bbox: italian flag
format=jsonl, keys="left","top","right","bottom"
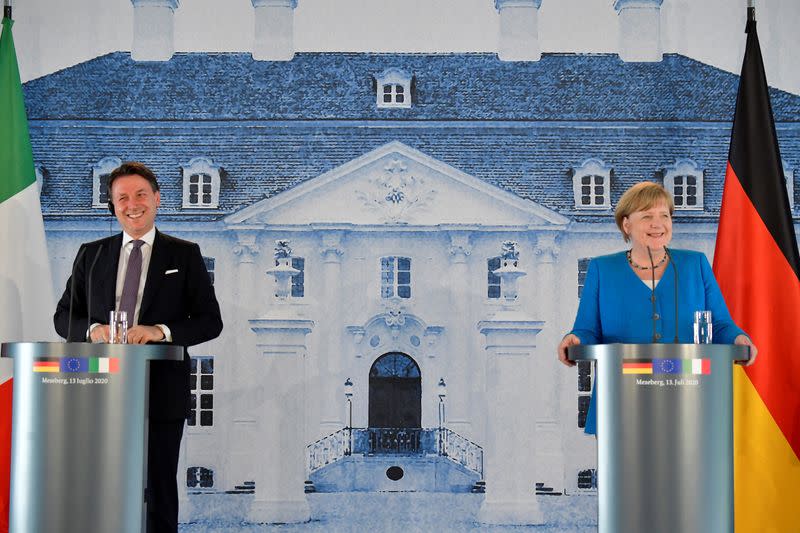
{"left": 713, "top": 9, "right": 800, "bottom": 531}
{"left": 0, "top": 16, "right": 56, "bottom": 532}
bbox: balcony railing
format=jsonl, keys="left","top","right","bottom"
{"left": 307, "top": 428, "right": 348, "bottom": 473}
{"left": 307, "top": 426, "right": 484, "bottom": 477}
{"left": 364, "top": 427, "right": 427, "bottom": 454}
{"left": 439, "top": 427, "right": 484, "bottom": 477}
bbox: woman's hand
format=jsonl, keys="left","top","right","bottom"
{"left": 558, "top": 334, "right": 581, "bottom": 367}
{"left": 734, "top": 334, "right": 758, "bottom": 366}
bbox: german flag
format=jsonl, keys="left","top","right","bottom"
{"left": 32, "top": 359, "right": 59, "bottom": 373}
{"left": 713, "top": 8, "right": 800, "bottom": 531}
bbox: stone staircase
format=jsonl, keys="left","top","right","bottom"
{"left": 309, "top": 454, "right": 480, "bottom": 493}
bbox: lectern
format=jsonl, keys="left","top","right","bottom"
{"left": 568, "top": 343, "right": 749, "bottom": 533}
{"left": 1, "top": 341, "right": 183, "bottom": 533}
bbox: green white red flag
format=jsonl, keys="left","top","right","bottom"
{"left": 0, "top": 15, "right": 56, "bottom": 532}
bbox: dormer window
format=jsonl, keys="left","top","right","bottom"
{"left": 664, "top": 159, "right": 703, "bottom": 210}
{"left": 182, "top": 157, "right": 221, "bottom": 209}
{"left": 784, "top": 162, "right": 795, "bottom": 209}
{"left": 375, "top": 68, "right": 412, "bottom": 109}
{"left": 383, "top": 84, "right": 405, "bottom": 105}
{"left": 92, "top": 156, "right": 122, "bottom": 208}
{"left": 572, "top": 159, "right": 612, "bottom": 209}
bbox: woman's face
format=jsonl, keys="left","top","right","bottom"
{"left": 622, "top": 201, "right": 672, "bottom": 251}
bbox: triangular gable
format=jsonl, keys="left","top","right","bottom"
{"left": 225, "top": 141, "right": 569, "bottom": 228}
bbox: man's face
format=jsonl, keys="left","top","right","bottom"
{"left": 110, "top": 174, "right": 160, "bottom": 239}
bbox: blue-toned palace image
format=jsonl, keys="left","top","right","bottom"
{"left": 22, "top": 0, "right": 800, "bottom": 527}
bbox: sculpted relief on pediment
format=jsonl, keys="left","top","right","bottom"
{"left": 354, "top": 158, "right": 437, "bottom": 224}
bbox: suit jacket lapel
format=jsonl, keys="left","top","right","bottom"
{"left": 139, "top": 229, "right": 168, "bottom": 320}
{"left": 100, "top": 234, "right": 123, "bottom": 313}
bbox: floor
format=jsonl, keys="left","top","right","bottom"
{"left": 179, "top": 492, "right": 598, "bottom": 532}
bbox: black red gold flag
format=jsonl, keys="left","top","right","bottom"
{"left": 713, "top": 9, "right": 800, "bottom": 531}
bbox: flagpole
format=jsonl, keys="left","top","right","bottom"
{"left": 745, "top": 0, "right": 755, "bottom": 33}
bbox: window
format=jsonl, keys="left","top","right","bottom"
{"left": 203, "top": 256, "right": 215, "bottom": 285}
{"left": 189, "top": 173, "right": 212, "bottom": 204}
{"left": 375, "top": 68, "right": 412, "bottom": 109}
{"left": 572, "top": 159, "right": 612, "bottom": 209}
{"left": 577, "top": 468, "right": 597, "bottom": 490}
{"left": 381, "top": 256, "right": 411, "bottom": 298}
{"left": 383, "top": 84, "right": 405, "bottom": 105}
{"left": 182, "top": 157, "right": 221, "bottom": 209}
{"left": 186, "top": 467, "right": 214, "bottom": 490}
{"left": 577, "top": 390, "right": 591, "bottom": 429}
{"left": 189, "top": 357, "right": 214, "bottom": 427}
{"left": 577, "top": 358, "right": 593, "bottom": 429}
{"left": 784, "top": 162, "right": 795, "bottom": 209}
{"left": 664, "top": 160, "right": 703, "bottom": 210}
{"left": 577, "top": 258, "right": 590, "bottom": 299}
{"left": 578, "top": 361, "right": 592, "bottom": 393}
{"left": 487, "top": 257, "right": 501, "bottom": 299}
{"left": 577, "top": 257, "right": 595, "bottom": 430}
{"left": 92, "top": 156, "right": 121, "bottom": 208}
{"left": 275, "top": 257, "right": 304, "bottom": 297}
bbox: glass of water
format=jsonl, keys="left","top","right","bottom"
{"left": 693, "top": 310, "right": 712, "bottom": 344}
{"left": 109, "top": 310, "right": 128, "bottom": 344}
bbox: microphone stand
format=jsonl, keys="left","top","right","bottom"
{"left": 65, "top": 246, "right": 87, "bottom": 342}
{"left": 86, "top": 245, "right": 104, "bottom": 342}
{"left": 664, "top": 247, "right": 679, "bottom": 343}
{"left": 646, "top": 246, "right": 657, "bottom": 343}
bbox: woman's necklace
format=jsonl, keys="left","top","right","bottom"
{"left": 627, "top": 249, "right": 667, "bottom": 271}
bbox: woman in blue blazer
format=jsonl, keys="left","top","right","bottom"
{"left": 557, "top": 182, "right": 756, "bottom": 434}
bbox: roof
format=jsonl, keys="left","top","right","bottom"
{"left": 31, "top": 121, "right": 800, "bottom": 221}
{"left": 24, "top": 52, "right": 800, "bottom": 122}
{"left": 24, "top": 52, "right": 800, "bottom": 221}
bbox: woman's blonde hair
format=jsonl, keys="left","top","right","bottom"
{"left": 614, "top": 182, "right": 674, "bottom": 242}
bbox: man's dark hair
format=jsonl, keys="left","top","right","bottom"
{"left": 108, "top": 161, "right": 160, "bottom": 194}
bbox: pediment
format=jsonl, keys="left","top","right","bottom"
{"left": 225, "top": 141, "right": 568, "bottom": 228}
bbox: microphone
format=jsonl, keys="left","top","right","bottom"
{"left": 86, "top": 244, "right": 104, "bottom": 341}
{"left": 65, "top": 246, "right": 88, "bottom": 342}
{"left": 647, "top": 246, "right": 657, "bottom": 343}
{"left": 664, "top": 247, "right": 679, "bottom": 343}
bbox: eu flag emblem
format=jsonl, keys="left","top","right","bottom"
{"left": 652, "top": 358, "right": 683, "bottom": 374}
{"left": 60, "top": 357, "right": 88, "bottom": 373}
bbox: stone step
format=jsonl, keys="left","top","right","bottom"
{"left": 225, "top": 480, "right": 255, "bottom": 494}
{"left": 535, "top": 482, "right": 563, "bottom": 496}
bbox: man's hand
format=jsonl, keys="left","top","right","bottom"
{"left": 126, "top": 325, "right": 166, "bottom": 345}
{"left": 557, "top": 333, "right": 581, "bottom": 367}
{"left": 90, "top": 325, "right": 111, "bottom": 343}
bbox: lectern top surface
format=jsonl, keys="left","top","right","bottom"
{"left": 567, "top": 342, "right": 750, "bottom": 362}
{"left": 1, "top": 341, "right": 184, "bottom": 361}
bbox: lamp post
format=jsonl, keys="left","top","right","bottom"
{"left": 344, "top": 378, "right": 354, "bottom": 456}
{"left": 438, "top": 377, "right": 447, "bottom": 456}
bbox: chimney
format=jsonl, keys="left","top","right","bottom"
{"left": 614, "top": 0, "right": 664, "bottom": 62}
{"left": 252, "top": 0, "right": 298, "bottom": 61}
{"left": 130, "top": 0, "right": 179, "bottom": 62}
{"left": 495, "top": 0, "right": 542, "bottom": 62}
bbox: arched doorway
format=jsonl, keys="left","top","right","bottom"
{"left": 368, "top": 352, "right": 421, "bottom": 428}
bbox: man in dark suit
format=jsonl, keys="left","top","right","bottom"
{"left": 53, "top": 161, "right": 223, "bottom": 533}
